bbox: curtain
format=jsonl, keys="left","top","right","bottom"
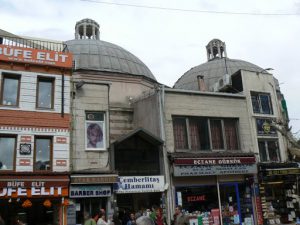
{"left": 210, "top": 120, "right": 224, "bottom": 149}
{"left": 224, "top": 119, "right": 238, "bottom": 150}
{"left": 173, "top": 118, "right": 188, "bottom": 149}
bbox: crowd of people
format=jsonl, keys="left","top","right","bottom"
{"left": 84, "top": 205, "right": 188, "bottom": 225}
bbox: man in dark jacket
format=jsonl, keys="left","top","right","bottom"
{"left": 174, "top": 206, "right": 189, "bottom": 225}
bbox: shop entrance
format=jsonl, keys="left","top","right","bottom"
{"left": 176, "top": 182, "right": 254, "bottom": 225}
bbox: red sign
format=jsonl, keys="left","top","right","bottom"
{"left": 0, "top": 44, "right": 73, "bottom": 68}
{"left": 174, "top": 157, "right": 256, "bottom": 165}
{"left": 255, "top": 197, "right": 264, "bottom": 225}
{"left": 20, "top": 135, "right": 32, "bottom": 142}
{"left": 187, "top": 195, "right": 206, "bottom": 202}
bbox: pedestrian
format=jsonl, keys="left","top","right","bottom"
{"left": 112, "top": 212, "right": 122, "bottom": 225}
{"left": 126, "top": 213, "right": 136, "bottom": 225}
{"left": 174, "top": 206, "right": 189, "bottom": 225}
{"left": 154, "top": 207, "right": 167, "bottom": 225}
{"left": 136, "top": 216, "right": 155, "bottom": 225}
{"left": 97, "top": 211, "right": 108, "bottom": 225}
{"left": 85, "top": 211, "right": 100, "bottom": 225}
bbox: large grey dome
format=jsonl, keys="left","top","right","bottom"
{"left": 174, "top": 39, "right": 264, "bottom": 90}
{"left": 66, "top": 18, "right": 156, "bottom": 81}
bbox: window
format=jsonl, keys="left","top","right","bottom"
{"left": 173, "top": 117, "right": 239, "bottom": 151}
{"left": 85, "top": 111, "right": 106, "bottom": 150}
{"left": 258, "top": 140, "right": 280, "bottom": 162}
{"left": 0, "top": 136, "right": 16, "bottom": 170}
{"left": 34, "top": 137, "right": 52, "bottom": 171}
{"left": 251, "top": 92, "right": 273, "bottom": 114}
{"left": 37, "top": 77, "right": 54, "bottom": 109}
{"left": 1, "top": 74, "right": 20, "bottom": 106}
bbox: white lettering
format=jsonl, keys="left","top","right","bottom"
{"left": 60, "top": 54, "right": 68, "bottom": 62}
{"left": 37, "top": 52, "right": 45, "bottom": 60}
{"left": 17, "top": 188, "right": 27, "bottom": 196}
{"left": 0, "top": 188, "right": 7, "bottom": 197}
{"left": 45, "top": 52, "right": 54, "bottom": 61}
{"left": 31, "top": 187, "right": 40, "bottom": 195}
{"left": 57, "top": 187, "right": 62, "bottom": 195}
{"left": 23, "top": 50, "right": 32, "bottom": 59}
{"left": 41, "top": 187, "right": 49, "bottom": 195}
{"left": 7, "top": 188, "right": 17, "bottom": 196}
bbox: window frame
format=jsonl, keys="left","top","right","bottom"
{"left": 0, "top": 134, "right": 17, "bottom": 172}
{"left": 34, "top": 136, "right": 53, "bottom": 172}
{"left": 172, "top": 116, "right": 240, "bottom": 151}
{"left": 258, "top": 139, "right": 280, "bottom": 162}
{"left": 0, "top": 73, "right": 21, "bottom": 107}
{"left": 85, "top": 111, "right": 106, "bottom": 151}
{"left": 251, "top": 91, "right": 273, "bottom": 115}
{"left": 36, "top": 76, "right": 55, "bottom": 109}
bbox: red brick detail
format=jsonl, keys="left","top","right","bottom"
{"left": 56, "top": 137, "right": 67, "bottom": 144}
{"left": 0, "top": 110, "right": 70, "bottom": 129}
{"left": 19, "top": 159, "right": 31, "bottom": 166}
{"left": 20, "top": 136, "right": 32, "bottom": 142}
{"left": 56, "top": 160, "right": 67, "bottom": 166}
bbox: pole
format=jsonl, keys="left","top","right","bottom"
{"left": 216, "top": 176, "right": 223, "bottom": 225}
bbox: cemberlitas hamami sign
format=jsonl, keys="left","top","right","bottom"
{"left": 0, "top": 44, "right": 73, "bottom": 68}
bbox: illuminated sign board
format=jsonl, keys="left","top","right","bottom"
{"left": 0, "top": 44, "right": 73, "bottom": 68}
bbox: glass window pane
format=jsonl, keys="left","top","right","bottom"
{"left": 260, "top": 94, "right": 272, "bottom": 114}
{"left": 224, "top": 119, "right": 239, "bottom": 150}
{"left": 210, "top": 120, "right": 224, "bottom": 149}
{"left": 268, "top": 141, "right": 280, "bottom": 162}
{"left": 38, "top": 80, "right": 53, "bottom": 108}
{"left": 258, "top": 141, "right": 267, "bottom": 162}
{"left": 251, "top": 94, "right": 260, "bottom": 113}
{"left": 173, "top": 118, "right": 188, "bottom": 149}
{"left": 0, "top": 137, "right": 15, "bottom": 170}
{"left": 35, "top": 138, "right": 51, "bottom": 171}
{"left": 2, "top": 77, "right": 19, "bottom": 106}
{"left": 198, "top": 119, "right": 210, "bottom": 150}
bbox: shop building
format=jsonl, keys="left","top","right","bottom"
{"left": 65, "top": 19, "right": 166, "bottom": 221}
{"left": 0, "top": 34, "right": 72, "bottom": 224}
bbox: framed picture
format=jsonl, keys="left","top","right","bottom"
{"left": 85, "top": 112, "right": 106, "bottom": 150}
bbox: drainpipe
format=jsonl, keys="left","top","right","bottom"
{"left": 158, "top": 84, "right": 172, "bottom": 224}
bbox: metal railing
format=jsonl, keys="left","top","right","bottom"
{"left": 0, "top": 35, "right": 68, "bottom": 52}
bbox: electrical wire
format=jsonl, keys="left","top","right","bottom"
{"left": 81, "top": 0, "right": 299, "bottom": 16}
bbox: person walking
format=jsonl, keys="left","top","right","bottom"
{"left": 85, "top": 211, "right": 100, "bottom": 225}
{"left": 97, "top": 211, "right": 108, "bottom": 225}
{"left": 126, "top": 213, "right": 136, "bottom": 225}
{"left": 174, "top": 206, "right": 189, "bottom": 225}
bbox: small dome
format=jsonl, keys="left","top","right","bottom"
{"left": 66, "top": 18, "right": 156, "bottom": 81}
{"left": 174, "top": 39, "right": 264, "bottom": 90}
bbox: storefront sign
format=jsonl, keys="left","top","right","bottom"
{"left": 173, "top": 164, "right": 257, "bottom": 177}
{"left": 174, "top": 157, "right": 256, "bottom": 165}
{"left": 0, "top": 175, "right": 69, "bottom": 198}
{"left": 266, "top": 168, "right": 300, "bottom": 176}
{"left": 0, "top": 44, "right": 73, "bottom": 68}
{"left": 115, "top": 176, "right": 164, "bottom": 193}
{"left": 187, "top": 195, "right": 206, "bottom": 202}
{"left": 71, "top": 175, "right": 118, "bottom": 184}
{"left": 69, "top": 185, "right": 111, "bottom": 198}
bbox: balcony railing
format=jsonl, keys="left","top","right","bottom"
{"left": 0, "top": 35, "right": 68, "bottom": 52}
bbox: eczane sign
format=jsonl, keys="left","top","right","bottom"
{"left": 0, "top": 44, "right": 73, "bottom": 68}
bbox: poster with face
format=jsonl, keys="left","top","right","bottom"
{"left": 86, "top": 121, "right": 104, "bottom": 150}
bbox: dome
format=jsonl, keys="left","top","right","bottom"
{"left": 174, "top": 39, "right": 264, "bottom": 90}
{"left": 65, "top": 18, "right": 156, "bottom": 81}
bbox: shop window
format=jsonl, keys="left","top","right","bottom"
{"left": 258, "top": 140, "right": 280, "bottom": 162}
{"left": 173, "top": 117, "right": 239, "bottom": 151}
{"left": 251, "top": 92, "right": 273, "bottom": 114}
{"left": 34, "top": 137, "right": 52, "bottom": 171}
{"left": 1, "top": 73, "right": 20, "bottom": 106}
{"left": 36, "top": 77, "right": 54, "bottom": 109}
{"left": 85, "top": 111, "right": 106, "bottom": 150}
{"left": 0, "top": 136, "right": 16, "bottom": 171}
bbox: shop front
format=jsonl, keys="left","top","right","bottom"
{"left": 258, "top": 163, "right": 300, "bottom": 225}
{"left": 171, "top": 153, "right": 257, "bottom": 225}
{"left": 0, "top": 173, "right": 69, "bottom": 225}
{"left": 114, "top": 175, "right": 166, "bottom": 213}
{"left": 68, "top": 173, "right": 118, "bottom": 224}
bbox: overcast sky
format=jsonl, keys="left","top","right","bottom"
{"left": 1, "top": 0, "right": 299, "bottom": 137}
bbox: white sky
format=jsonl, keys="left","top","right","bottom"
{"left": 1, "top": 0, "right": 299, "bottom": 138}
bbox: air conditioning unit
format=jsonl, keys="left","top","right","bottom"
{"left": 218, "top": 74, "right": 231, "bottom": 90}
